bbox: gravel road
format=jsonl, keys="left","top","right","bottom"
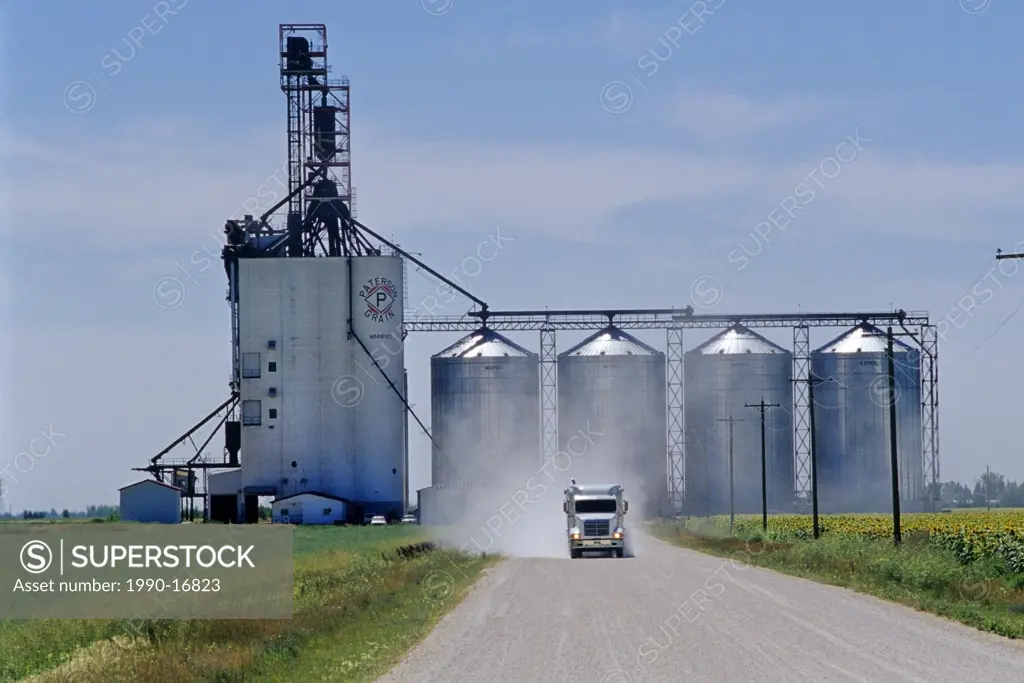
{"left": 377, "top": 532, "right": 1023, "bottom": 682}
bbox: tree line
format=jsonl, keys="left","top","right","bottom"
{"left": 939, "top": 470, "right": 1024, "bottom": 508}
{"left": 1, "top": 504, "right": 118, "bottom": 520}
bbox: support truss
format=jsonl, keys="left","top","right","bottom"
{"left": 920, "top": 324, "right": 939, "bottom": 509}
{"left": 539, "top": 327, "right": 558, "bottom": 465}
{"left": 406, "top": 310, "right": 931, "bottom": 332}
{"left": 792, "top": 326, "right": 812, "bottom": 500}
{"left": 666, "top": 326, "right": 685, "bottom": 512}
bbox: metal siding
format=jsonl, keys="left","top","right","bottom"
{"left": 351, "top": 256, "right": 405, "bottom": 514}
{"left": 557, "top": 328, "right": 668, "bottom": 517}
{"left": 317, "top": 259, "right": 356, "bottom": 499}
{"left": 684, "top": 346, "right": 795, "bottom": 515}
{"left": 430, "top": 335, "right": 540, "bottom": 486}
{"left": 238, "top": 259, "right": 356, "bottom": 499}
{"left": 238, "top": 258, "right": 282, "bottom": 493}
{"left": 271, "top": 493, "right": 346, "bottom": 525}
{"left": 119, "top": 482, "right": 181, "bottom": 524}
{"left": 207, "top": 469, "right": 242, "bottom": 496}
{"left": 284, "top": 261, "right": 321, "bottom": 493}
{"left": 811, "top": 331, "right": 923, "bottom": 512}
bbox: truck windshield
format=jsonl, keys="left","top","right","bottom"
{"left": 573, "top": 499, "right": 617, "bottom": 514}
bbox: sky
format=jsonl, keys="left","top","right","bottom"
{"left": 1, "top": 0, "right": 1023, "bottom": 511}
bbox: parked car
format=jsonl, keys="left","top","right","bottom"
{"left": 401, "top": 514, "right": 418, "bottom": 524}
{"left": 363, "top": 512, "right": 375, "bottom": 525}
{"left": 369, "top": 515, "right": 387, "bottom": 526}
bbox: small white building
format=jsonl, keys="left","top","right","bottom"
{"left": 119, "top": 479, "right": 182, "bottom": 524}
{"left": 272, "top": 491, "right": 349, "bottom": 525}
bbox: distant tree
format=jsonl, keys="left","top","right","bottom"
{"left": 999, "top": 481, "right": 1024, "bottom": 508}
{"left": 61, "top": 509, "right": 70, "bottom": 519}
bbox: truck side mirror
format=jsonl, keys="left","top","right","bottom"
{"left": 562, "top": 502, "right": 568, "bottom": 513}
{"left": 623, "top": 501, "right": 629, "bottom": 512}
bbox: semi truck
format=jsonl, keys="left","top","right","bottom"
{"left": 563, "top": 480, "right": 628, "bottom": 558}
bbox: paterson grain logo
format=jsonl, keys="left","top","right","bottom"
{"left": 360, "top": 277, "right": 397, "bottom": 323}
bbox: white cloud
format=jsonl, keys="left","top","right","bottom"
{"left": 669, "top": 89, "right": 833, "bottom": 142}
{"left": 3, "top": 119, "right": 1024, "bottom": 255}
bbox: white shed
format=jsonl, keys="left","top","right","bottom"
{"left": 119, "top": 479, "right": 182, "bottom": 524}
{"left": 272, "top": 491, "right": 349, "bottom": 525}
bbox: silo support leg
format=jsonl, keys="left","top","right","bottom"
{"left": 667, "top": 325, "right": 684, "bottom": 515}
{"left": 540, "top": 327, "right": 558, "bottom": 467}
{"left": 792, "top": 325, "right": 811, "bottom": 505}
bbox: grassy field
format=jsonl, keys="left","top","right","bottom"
{"left": 652, "top": 511, "right": 1024, "bottom": 639}
{"left": 1, "top": 524, "right": 497, "bottom": 683}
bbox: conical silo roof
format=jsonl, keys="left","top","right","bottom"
{"left": 433, "top": 326, "right": 534, "bottom": 358}
{"left": 691, "top": 323, "right": 788, "bottom": 355}
{"left": 815, "top": 322, "right": 912, "bottom": 354}
{"left": 560, "top": 325, "right": 661, "bottom": 357}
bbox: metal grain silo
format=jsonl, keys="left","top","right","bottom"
{"left": 683, "top": 324, "right": 794, "bottom": 516}
{"left": 810, "top": 323, "right": 923, "bottom": 513}
{"left": 557, "top": 326, "right": 668, "bottom": 518}
{"left": 431, "top": 327, "right": 540, "bottom": 487}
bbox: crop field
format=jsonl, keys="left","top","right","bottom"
{"left": 688, "top": 511, "right": 1024, "bottom": 574}
{"left": 0, "top": 525, "right": 495, "bottom": 683}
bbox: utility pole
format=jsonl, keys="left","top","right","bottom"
{"left": 807, "top": 369, "right": 821, "bottom": 540}
{"left": 716, "top": 417, "right": 743, "bottom": 531}
{"left": 746, "top": 398, "right": 780, "bottom": 532}
{"left": 886, "top": 326, "right": 902, "bottom": 546}
{"left": 996, "top": 248, "right": 1024, "bottom": 261}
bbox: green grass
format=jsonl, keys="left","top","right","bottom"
{"left": 651, "top": 519, "right": 1024, "bottom": 640}
{"left": 1, "top": 525, "right": 497, "bottom": 682}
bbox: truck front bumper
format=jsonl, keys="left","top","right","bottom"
{"left": 570, "top": 537, "right": 624, "bottom": 550}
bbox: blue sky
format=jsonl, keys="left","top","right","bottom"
{"left": 2, "top": 0, "right": 1024, "bottom": 511}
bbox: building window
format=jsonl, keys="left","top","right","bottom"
{"left": 241, "top": 399, "right": 262, "bottom": 426}
{"left": 269, "top": 408, "right": 278, "bottom": 419}
{"left": 242, "top": 352, "right": 261, "bottom": 379}
{"left": 323, "top": 508, "right": 332, "bottom": 515}
{"left": 268, "top": 361, "right": 277, "bottom": 372}
{"left": 280, "top": 509, "right": 289, "bottom": 518}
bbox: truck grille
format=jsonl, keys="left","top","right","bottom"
{"left": 583, "top": 520, "right": 610, "bottom": 537}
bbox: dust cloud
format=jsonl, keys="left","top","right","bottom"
{"left": 424, "top": 417, "right": 656, "bottom": 560}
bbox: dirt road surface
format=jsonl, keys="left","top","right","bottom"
{"left": 377, "top": 532, "right": 1023, "bottom": 682}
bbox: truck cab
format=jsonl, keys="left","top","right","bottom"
{"left": 563, "top": 482, "right": 628, "bottom": 558}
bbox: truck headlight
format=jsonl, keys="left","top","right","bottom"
{"left": 570, "top": 528, "right": 580, "bottom": 540}
{"left": 613, "top": 528, "right": 623, "bottom": 539}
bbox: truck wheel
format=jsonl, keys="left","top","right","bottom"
{"left": 570, "top": 549, "right": 581, "bottom": 559}
{"left": 615, "top": 548, "right": 625, "bottom": 558}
